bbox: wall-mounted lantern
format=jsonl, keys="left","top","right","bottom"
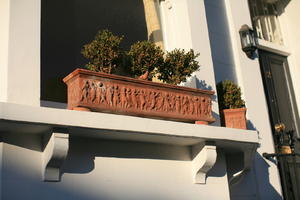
{"left": 239, "top": 24, "right": 257, "bottom": 59}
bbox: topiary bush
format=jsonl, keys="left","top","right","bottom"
{"left": 81, "top": 30, "right": 124, "bottom": 74}
{"left": 157, "top": 49, "right": 199, "bottom": 85}
{"left": 216, "top": 80, "right": 245, "bottom": 110}
{"left": 81, "top": 30, "right": 201, "bottom": 85}
{"left": 128, "top": 41, "right": 164, "bottom": 80}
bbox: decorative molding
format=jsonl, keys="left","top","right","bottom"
{"left": 257, "top": 39, "right": 290, "bottom": 56}
{"left": 192, "top": 142, "right": 217, "bottom": 184}
{"left": 42, "top": 132, "right": 69, "bottom": 182}
{"left": 63, "top": 69, "right": 215, "bottom": 123}
{"left": 229, "top": 144, "right": 258, "bottom": 185}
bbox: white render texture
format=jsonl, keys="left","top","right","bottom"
{"left": 0, "top": 103, "right": 261, "bottom": 200}
{"left": 1, "top": 0, "right": 298, "bottom": 199}
{"left": 1, "top": 134, "right": 232, "bottom": 200}
{"left": 0, "top": 0, "right": 10, "bottom": 103}
{"left": 281, "top": 0, "right": 300, "bottom": 112}
{"left": 222, "top": 0, "right": 283, "bottom": 199}
{"left": 160, "top": 0, "right": 220, "bottom": 125}
{"left": 0, "top": 0, "right": 40, "bottom": 106}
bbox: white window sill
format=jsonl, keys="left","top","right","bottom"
{"left": 0, "top": 102, "right": 259, "bottom": 146}
{"left": 0, "top": 102, "right": 259, "bottom": 184}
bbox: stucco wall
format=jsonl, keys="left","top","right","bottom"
{"left": 280, "top": 0, "right": 300, "bottom": 115}
{"left": 6, "top": 0, "right": 40, "bottom": 106}
{"left": 204, "top": 0, "right": 237, "bottom": 83}
{"left": 0, "top": 0, "right": 10, "bottom": 103}
{"left": 218, "top": 0, "right": 281, "bottom": 199}
{"left": 0, "top": 133, "right": 231, "bottom": 200}
{"left": 0, "top": 0, "right": 286, "bottom": 199}
{"left": 160, "top": 0, "right": 220, "bottom": 125}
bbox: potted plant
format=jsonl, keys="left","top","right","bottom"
{"left": 157, "top": 49, "right": 199, "bottom": 85}
{"left": 81, "top": 29, "right": 124, "bottom": 74}
{"left": 128, "top": 40, "right": 164, "bottom": 80}
{"left": 63, "top": 30, "right": 215, "bottom": 124}
{"left": 216, "top": 80, "right": 246, "bottom": 129}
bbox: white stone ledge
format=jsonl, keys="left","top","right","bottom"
{"left": 0, "top": 102, "right": 259, "bottom": 147}
{"left": 0, "top": 102, "right": 259, "bottom": 183}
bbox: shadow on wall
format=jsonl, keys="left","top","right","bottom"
{"left": 207, "top": 149, "right": 227, "bottom": 178}
{"left": 0, "top": 132, "right": 100, "bottom": 200}
{"left": 2, "top": 131, "right": 43, "bottom": 152}
{"left": 2, "top": 166, "right": 109, "bottom": 200}
{"left": 1, "top": 133, "right": 230, "bottom": 199}
{"left": 204, "top": 0, "right": 237, "bottom": 83}
{"left": 63, "top": 137, "right": 228, "bottom": 182}
{"left": 227, "top": 152, "right": 282, "bottom": 200}
{"left": 63, "top": 137, "right": 192, "bottom": 174}
{"left": 247, "top": 120, "right": 257, "bottom": 131}
{"left": 195, "top": 78, "right": 215, "bottom": 101}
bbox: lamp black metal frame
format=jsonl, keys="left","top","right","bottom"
{"left": 239, "top": 24, "right": 257, "bottom": 59}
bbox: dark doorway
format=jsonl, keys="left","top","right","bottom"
{"left": 259, "top": 50, "right": 300, "bottom": 200}
{"left": 41, "top": 0, "right": 148, "bottom": 103}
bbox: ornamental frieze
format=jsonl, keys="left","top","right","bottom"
{"left": 64, "top": 69, "right": 215, "bottom": 124}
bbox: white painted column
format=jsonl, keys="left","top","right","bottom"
{"left": 0, "top": 0, "right": 10, "bottom": 103}
{"left": 280, "top": 1, "right": 300, "bottom": 114}
{"left": 0, "top": 0, "right": 41, "bottom": 106}
{"left": 160, "top": 0, "right": 220, "bottom": 125}
{"left": 224, "top": 0, "right": 283, "bottom": 199}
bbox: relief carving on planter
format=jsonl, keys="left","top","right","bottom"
{"left": 64, "top": 69, "right": 215, "bottom": 123}
{"left": 77, "top": 79, "right": 213, "bottom": 120}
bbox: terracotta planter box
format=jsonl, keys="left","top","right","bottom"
{"left": 222, "top": 108, "right": 247, "bottom": 129}
{"left": 63, "top": 69, "right": 216, "bottom": 124}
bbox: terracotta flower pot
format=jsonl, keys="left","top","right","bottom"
{"left": 63, "top": 69, "right": 216, "bottom": 124}
{"left": 221, "top": 107, "right": 247, "bottom": 129}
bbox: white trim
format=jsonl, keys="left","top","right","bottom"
{"left": 0, "top": 0, "right": 10, "bottom": 102}
{"left": 0, "top": 102, "right": 259, "bottom": 146}
{"left": 257, "top": 39, "right": 291, "bottom": 56}
{"left": 0, "top": 102, "right": 259, "bottom": 184}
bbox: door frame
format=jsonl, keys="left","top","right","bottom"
{"left": 258, "top": 49, "right": 300, "bottom": 200}
{"left": 258, "top": 50, "right": 300, "bottom": 139}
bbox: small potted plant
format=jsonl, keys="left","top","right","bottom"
{"left": 157, "top": 49, "right": 199, "bottom": 85}
{"left": 63, "top": 30, "right": 215, "bottom": 124}
{"left": 81, "top": 29, "right": 124, "bottom": 74}
{"left": 128, "top": 40, "right": 164, "bottom": 80}
{"left": 216, "top": 80, "right": 247, "bottom": 129}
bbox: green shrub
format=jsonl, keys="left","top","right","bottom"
{"left": 216, "top": 80, "right": 245, "bottom": 109}
{"left": 81, "top": 30, "right": 200, "bottom": 84}
{"left": 81, "top": 30, "right": 123, "bottom": 74}
{"left": 157, "top": 49, "right": 199, "bottom": 85}
{"left": 128, "top": 41, "right": 164, "bottom": 80}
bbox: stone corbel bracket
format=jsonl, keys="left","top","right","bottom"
{"left": 42, "top": 132, "right": 69, "bottom": 182}
{"left": 229, "top": 143, "right": 258, "bottom": 186}
{"left": 192, "top": 142, "right": 217, "bottom": 184}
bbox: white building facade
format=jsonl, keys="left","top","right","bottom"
{"left": 0, "top": 0, "right": 299, "bottom": 199}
